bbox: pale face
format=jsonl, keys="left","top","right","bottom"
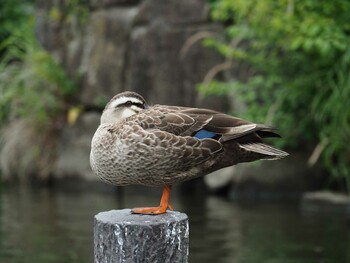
{"left": 100, "top": 94, "right": 146, "bottom": 124}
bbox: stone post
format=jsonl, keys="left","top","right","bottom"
{"left": 94, "top": 209, "right": 189, "bottom": 263}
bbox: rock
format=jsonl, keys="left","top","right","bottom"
{"left": 204, "top": 166, "right": 235, "bottom": 194}
{"left": 89, "top": 0, "right": 140, "bottom": 10}
{"left": 136, "top": 0, "right": 209, "bottom": 24}
{"left": 80, "top": 7, "right": 139, "bottom": 106}
{"left": 301, "top": 191, "right": 350, "bottom": 214}
{"left": 36, "top": 0, "right": 224, "bottom": 108}
{"left": 127, "top": 22, "right": 224, "bottom": 107}
{"left": 229, "top": 152, "right": 327, "bottom": 200}
{"left": 36, "top": 0, "right": 63, "bottom": 55}
{"left": 53, "top": 112, "right": 100, "bottom": 180}
{"left": 94, "top": 209, "right": 189, "bottom": 263}
{"left": 36, "top": 4, "right": 83, "bottom": 78}
{"left": 0, "top": 119, "right": 57, "bottom": 181}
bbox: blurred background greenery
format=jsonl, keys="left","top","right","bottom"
{"left": 1, "top": 0, "right": 349, "bottom": 185}
{"left": 0, "top": 0, "right": 77, "bottom": 127}
{"left": 201, "top": 0, "right": 350, "bottom": 185}
{"left": 0, "top": 0, "right": 350, "bottom": 262}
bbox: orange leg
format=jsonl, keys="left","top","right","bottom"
{"left": 131, "top": 186, "right": 173, "bottom": 215}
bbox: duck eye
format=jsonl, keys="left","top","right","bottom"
{"left": 125, "top": 101, "right": 133, "bottom": 106}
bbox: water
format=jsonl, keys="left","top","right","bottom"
{"left": 0, "top": 184, "right": 350, "bottom": 263}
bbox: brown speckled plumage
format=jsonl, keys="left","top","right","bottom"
{"left": 90, "top": 91, "right": 288, "bottom": 188}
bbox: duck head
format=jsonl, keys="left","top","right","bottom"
{"left": 100, "top": 91, "right": 148, "bottom": 124}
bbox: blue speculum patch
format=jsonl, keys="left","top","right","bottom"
{"left": 194, "top": 130, "right": 217, "bottom": 139}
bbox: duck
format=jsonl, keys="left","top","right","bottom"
{"left": 90, "top": 91, "right": 288, "bottom": 215}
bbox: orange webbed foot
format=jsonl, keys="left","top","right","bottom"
{"left": 131, "top": 206, "right": 169, "bottom": 215}
{"left": 131, "top": 186, "right": 173, "bottom": 215}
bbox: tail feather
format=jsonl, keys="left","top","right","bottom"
{"left": 256, "top": 129, "right": 281, "bottom": 138}
{"left": 240, "top": 143, "right": 289, "bottom": 160}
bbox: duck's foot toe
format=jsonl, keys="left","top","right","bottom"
{"left": 131, "top": 204, "right": 173, "bottom": 215}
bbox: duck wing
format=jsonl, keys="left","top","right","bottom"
{"left": 136, "top": 105, "right": 288, "bottom": 160}
{"left": 131, "top": 105, "right": 281, "bottom": 141}
{"left": 130, "top": 105, "right": 214, "bottom": 137}
{"left": 126, "top": 105, "right": 288, "bottom": 160}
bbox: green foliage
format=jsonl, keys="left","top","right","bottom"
{"left": 0, "top": 1, "right": 77, "bottom": 128}
{"left": 0, "top": 0, "right": 34, "bottom": 59}
{"left": 49, "top": 0, "right": 89, "bottom": 24}
{"left": 203, "top": 0, "right": 350, "bottom": 181}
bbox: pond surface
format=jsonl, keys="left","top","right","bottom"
{"left": 0, "top": 184, "right": 350, "bottom": 263}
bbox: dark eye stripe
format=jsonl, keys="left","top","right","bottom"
{"left": 118, "top": 101, "right": 144, "bottom": 108}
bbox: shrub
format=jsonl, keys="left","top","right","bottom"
{"left": 0, "top": 0, "right": 77, "bottom": 128}
{"left": 202, "top": 0, "right": 350, "bottom": 186}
